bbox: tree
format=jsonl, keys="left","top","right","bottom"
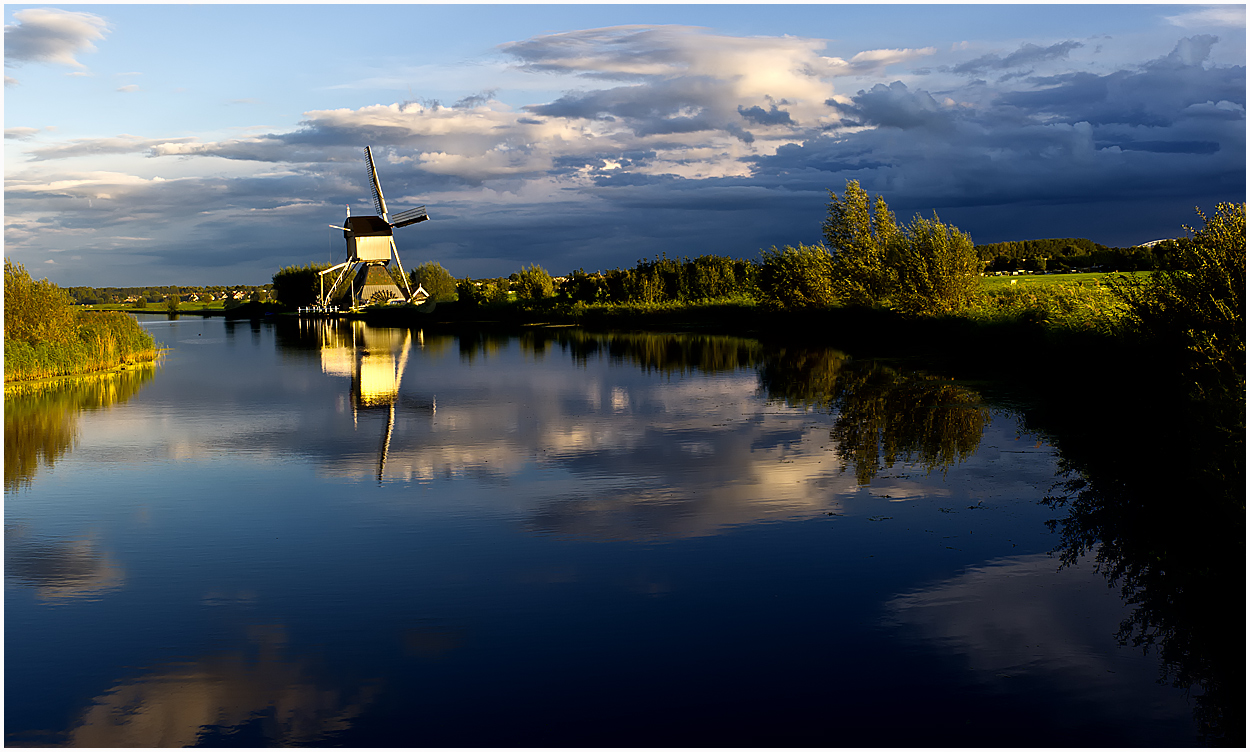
{"left": 483, "top": 278, "right": 511, "bottom": 304}
{"left": 758, "top": 244, "right": 837, "bottom": 309}
{"left": 272, "top": 263, "right": 331, "bottom": 307}
{"left": 456, "top": 277, "right": 484, "bottom": 306}
{"left": 560, "top": 269, "right": 607, "bottom": 303}
{"left": 823, "top": 180, "right": 898, "bottom": 307}
{"left": 1111, "top": 202, "right": 1245, "bottom": 410}
{"left": 514, "top": 263, "right": 555, "bottom": 300}
{"left": 4, "top": 260, "right": 77, "bottom": 345}
{"left": 688, "top": 255, "right": 741, "bottom": 300}
{"left": 409, "top": 261, "right": 457, "bottom": 301}
{"left": 893, "top": 213, "right": 981, "bottom": 317}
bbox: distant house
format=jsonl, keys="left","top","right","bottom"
{"left": 188, "top": 294, "right": 200, "bottom": 302}
{"left": 410, "top": 284, "right": 430, "bottom": 303}
{"left": 232, "top": 290, "right": 246, "bottom": 300}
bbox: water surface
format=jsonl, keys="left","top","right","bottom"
{"left": 5, "top": 315, "right": 1204, "bottom": 746}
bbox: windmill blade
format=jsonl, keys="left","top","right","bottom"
{"left": 364, "top": 146, "right": 389, "bottom": 219}
{"left": 389, "top": 206, "right": 429, "bottom": 228}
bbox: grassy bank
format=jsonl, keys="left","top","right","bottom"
{"left": 4, "top": 311, "right": 159, "bottom": 383}
{"left": 5, "top": 261, "right": 159, "bottom": 384}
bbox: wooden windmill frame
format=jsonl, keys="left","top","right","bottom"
{"left": 319, "top": 147, "right": 430, "bottom": 308}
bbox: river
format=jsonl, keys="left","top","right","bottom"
{"left": 4, "top": 314, "right": 1217, "bottom": 746}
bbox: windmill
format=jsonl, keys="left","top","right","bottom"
{"left": 319, "top": 147, "right": 430, "bottom": 308}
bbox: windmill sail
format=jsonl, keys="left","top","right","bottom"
{"left": 389, "top": 206, "right": 429, "bottom": 228}
{"left": 314, "top": 145, "right": 431, "bottom": 309}
{"left": 364, "top": 146, "right": 388, "bottom": 219}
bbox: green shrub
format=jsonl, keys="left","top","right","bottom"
{"left": 893, "top": 214, "right": 982, "bottom": 317}
{"left": 4, "top": 260, "right": 77, "bottom": 346}
{"left": 409, "top": 261, "right": 457, "bottom": 301}
{"left": 758, "top": 244, "right": 837, "bottom": 309}
{"left": 272, "top": 263, "right": 332, "bottom": 307}
{"left": 1111, "top": 202, "right": 1245, "bottom": 408}
{"left": 968, "top": 282, "right": 1127, "bottom": 333}
{"left": 4, "top": 260, "right": 157, "bottom": 382}
{"left": 514, "top": 264, "right": 555, "bottom": 300}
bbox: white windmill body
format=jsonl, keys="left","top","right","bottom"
{"left": 319, "top": 147, "right": 430, "bottom": 308}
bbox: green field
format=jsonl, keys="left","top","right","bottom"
{"left": 981, "top": 270, "right": 1150, "bottom": 290}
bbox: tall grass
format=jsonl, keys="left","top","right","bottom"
{"left": 965, "top": 281, "right": 1128, "bottom": 334}
{"left": 5, "top": 260, "right": 158, "bottom": 383}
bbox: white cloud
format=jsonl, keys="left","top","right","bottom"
{"left": 22, "top": 135, "right": 196, "bottom": 161}
{"left": 1164, "top": 6, "right": 1246, "bottom": 28}
{"left": 3, "top": 8, "right": 108, "bottom": 68}
{"left": 116, "top": 84, "right": 139, "bottom": 93}
{"left": 5, "top": 127, "right": 41, "bottom": 140}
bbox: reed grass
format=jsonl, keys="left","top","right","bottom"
{"left": 4, "top": 311, "right": 158, "bottom": 383}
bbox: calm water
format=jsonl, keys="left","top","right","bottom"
{"left": 5, "top": 315, "right": 1204, "bottom": 746}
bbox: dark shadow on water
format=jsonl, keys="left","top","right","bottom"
{"left": 1035, "top": 402, "right": 1245, "bottom": 746}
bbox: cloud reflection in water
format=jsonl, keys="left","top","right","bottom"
{"left": 64, "top": 626, "right": 375, "bottom": 747}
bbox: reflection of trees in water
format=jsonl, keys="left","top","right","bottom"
{"left": 58, "top": 625, "right": 374, "bottom": 747}
{"left": 1044, "top": 429, "right": 1244, "bottom": 745}
{"left": 758, "top": 348, "right": 991, "bottom": 484}
{"left": 4, "top": 365, "right": 157, "bottom": 493}
{"left": 552, "top": 329, "right": 764, "bottom": 375}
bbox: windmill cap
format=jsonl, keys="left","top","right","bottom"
{"left": 344, "top": 215, "right": 393, "bottom": 237}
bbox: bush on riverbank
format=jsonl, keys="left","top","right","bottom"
{"left": 272, "top": 262, "right": 333, "bottom": 308}
{"left": 4, "top": 260, "right": 157, "bottom": 383}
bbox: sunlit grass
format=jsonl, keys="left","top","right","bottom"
{"left": 980, "top": 270, "right": 1151, "bottom": 290}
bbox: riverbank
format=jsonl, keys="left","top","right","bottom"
{"left": 3, "top": 311, "right": 160, "bottom": 384}
{"left": 4, "top": 261, "right": 161, "bottom": 384}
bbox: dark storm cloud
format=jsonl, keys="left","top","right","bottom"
{"left": 832, "top": 81, "right": 953, "bottom": 130}
{"left": 737, "top": 103, "right": 794, "bottom": 126}
{"left": 953, "top": 40, "right": 1085, "bottom": 74}
{"left": 729, "top": 34, "right": 1243, "bottom": 247}
{"left": 1001, "top": 50, "right": 1244, "bottom": 128}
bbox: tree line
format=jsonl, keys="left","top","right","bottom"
{"left": 65, "top": 284, "right": 273, "bottom": 305}
{"left": 976, "top": 237, "right": 1183, "bottom": 273}
{"left": 275, "top": 180, "right": 983, "bottom": 317}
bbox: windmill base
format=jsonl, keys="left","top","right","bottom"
{"left": 352, "top": 264, "right": 407, "bottom": 307}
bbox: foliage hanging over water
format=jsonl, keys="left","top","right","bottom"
{"left": 1110, "top": 202, "right": 1246, "bottom": 415}
{"left": 4, "top": 260, "right": 158, "bottom": 383}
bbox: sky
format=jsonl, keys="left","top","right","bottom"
{"left": 4, "top": 3, "right": 1246, "bottom": 286}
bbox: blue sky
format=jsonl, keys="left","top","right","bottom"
{"left": 4, "top": 4, "right": 1246, "bottom": 286}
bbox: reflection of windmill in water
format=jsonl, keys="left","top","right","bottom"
{"left": 312, "top": 320, "right": 435, "bottom": 483}
{"left": 319, "top": 147, "right": 431, "bottom": 308}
